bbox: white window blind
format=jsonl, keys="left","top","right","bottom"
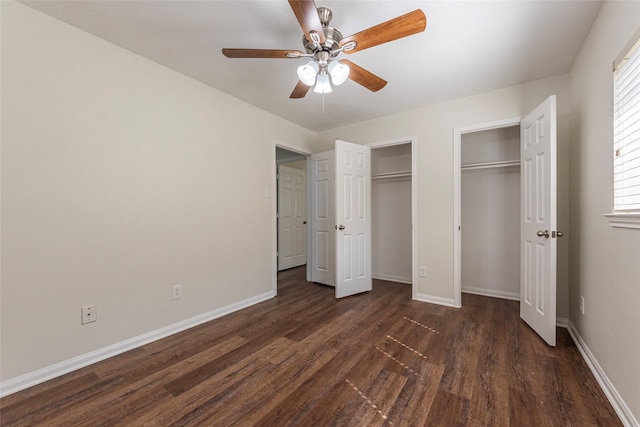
{"left": 614, "top": 37, "right": 640, "bottom": 211}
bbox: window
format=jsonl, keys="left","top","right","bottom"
{"left": 613, "top": 37, "right": 640, "bottom": 211}
{"left": 607, "top": 34, "right": 640, "bottom": 229}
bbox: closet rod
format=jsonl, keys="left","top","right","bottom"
{"left": 461, "top": 160, "right": 520, "bottom": 171}
{"left": 371, "top": 170, "right": 412, "bottom": 179}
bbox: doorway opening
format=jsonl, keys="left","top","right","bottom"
{"left": 276, "top": 147, "right": 308, "bottom": 272}
{"left": 461, "top": 126, "right": 521, "bottom": 300}
{"left": 367, "top": 136, "right": 418, "bottom": 299}
{"left": 453, "top": 117, "right": 522, "bottom": 308}
{"left": 272, "top": 141, "right": 312, "bottom": 297}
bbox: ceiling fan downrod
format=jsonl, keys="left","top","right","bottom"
{"left": 303, "top": 7, "right": 345, "bottom": 57}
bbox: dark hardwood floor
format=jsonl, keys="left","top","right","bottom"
{"left": 0, "top": 266, "right": 621, "bottom": 426}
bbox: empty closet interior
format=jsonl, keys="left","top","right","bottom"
{"left": 371, "top": 143, "right": 412, "bottom": 284}
{"left": 461, "top": 126, "right": 520, "bottom": 300}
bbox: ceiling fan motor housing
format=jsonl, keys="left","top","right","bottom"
{"left": 302, "top": 7, "right": 343, "bottom": 57}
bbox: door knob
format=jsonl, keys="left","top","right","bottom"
{"left": 336, "top": 225, "right": 345, "bottom": 230}
{"left": 537, "top": 230, "right": 550, "bottom": 238}
{"left": 556, "top": 231, "right": 564, "bottom": 237}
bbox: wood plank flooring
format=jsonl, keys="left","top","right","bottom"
{"left": 0, "top": 266, "right": 622, "bottom": 426}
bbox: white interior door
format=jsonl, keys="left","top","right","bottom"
{"left": 278, "top": 165, "right": 307, "bottom": 271}
{"left": 520, "top": 95, "right": 557, "bottom": 346}
{"left": 335, "top": 140, "right": 372, "bottom": 298}
{"left": 310, "top": 151, "right": 335, "bottom": 286}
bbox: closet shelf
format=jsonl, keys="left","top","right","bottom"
{"left": 461, "top": 160, "right": 520, "bottom": 171}
{"left": 372, "top": 170, "right": 412, "bottom": 180}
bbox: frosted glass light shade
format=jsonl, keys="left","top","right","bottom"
{"left": 297, "top": 61, "right": 319, "bottom": 86}
{"left": 328, "top": 61, "right": 350, "bottom": 85}
{"left": 313, "top": 72, "right": 332, "bottom": 94}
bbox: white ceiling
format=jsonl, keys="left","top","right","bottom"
{"left": 21, "top": 0, "right": 602, "bottom": 132}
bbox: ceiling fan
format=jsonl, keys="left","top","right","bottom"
{"left": 222, "top": 0, "right": 427, "bottom": 99}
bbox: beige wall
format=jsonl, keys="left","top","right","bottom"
{"left": 0, "top": 2, "right": 315, "bottom": 381}
{"left": 568, "top": 0, "right": 640, "bottom": 419}
{"left": 316, "top": 74, "right": 571, "bottom": 314}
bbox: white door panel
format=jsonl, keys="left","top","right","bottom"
{"left": 335, "top": 140, "right": 372, "bottom": 298}
{"left": 520, "top": 95, "right": 557, "bottom": 346}
{"left": 278, "top": 165, "right": 307, "bottom": 271}
{"left": 293, "top": 171, "right": 306, "bottom": 264}
{"left": 310, "top": 152, "right": 335, "bottom": 286}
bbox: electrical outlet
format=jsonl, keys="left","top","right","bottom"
{"left": 580, "top": 296, "right": 585, "bottom": 315}
{"left": 172, "top": 284, "right": 182, "bottom": 300}
{"left": 419, "top": 266, "right": 428, "bottom": 277}
{"left": 81, "top": 304, "right": 97, "bottom": 325}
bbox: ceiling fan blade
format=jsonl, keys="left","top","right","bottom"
{"left": 339, "top": 9, "right": 426, "bottom": 54}
{"left": 340, "top": 60, "right": 387, "bottom": 92}
{"left": 222, "top": 48, "right": 304, "bottom": 59}
{"left": 288, "top": 0, "right": 326, "bottom": 44}
{"left": 290, "top": 80, "right": 311, "bottom": 99}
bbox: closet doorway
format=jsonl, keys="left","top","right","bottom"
{"left": 453, "top": 116, "right": 522, "bottom": 308}
{"left": 461, "top": 125, "right": 520, "bottom": 300}
{"left": 367, "top": 137, "right": 417, "bottom": 297}
{"left": 454, "top": 97, "right": 558, "bottom": 346}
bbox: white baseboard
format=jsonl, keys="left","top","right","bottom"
{"left": 372, "top": 273, "right": 412, "bottom": 284}
{"left": 414, "top": 293, "right": 460, "bottom": 308}
{"left": 567, "top": 321, "right": 638, "bottom": 427}
{"left": 0, "top": 290, "right": 276, "bottom": 398}
{"left": 556, "top": 317, "right": 569, "bottom": 328}
{"left": 462, "top": 286, "right": 520, "bottom": 301}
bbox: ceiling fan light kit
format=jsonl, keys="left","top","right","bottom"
{"left": 222, "top": 0, "right": 426, "bottom": 99}
{"left": 313, "top": 70, "right": 332, "bottom": 94}
{"left": 328, "top": 61, "right": 349, "bottom": 85}
{"left": 297, "top": 49, "right": 350, "bottom": 92}
{"left": 297, "top": 60, "right": 319, "bottom": 86}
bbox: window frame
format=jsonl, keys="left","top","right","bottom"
{"left": 606, "top": 29, "right": 640, "bottom": 229}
